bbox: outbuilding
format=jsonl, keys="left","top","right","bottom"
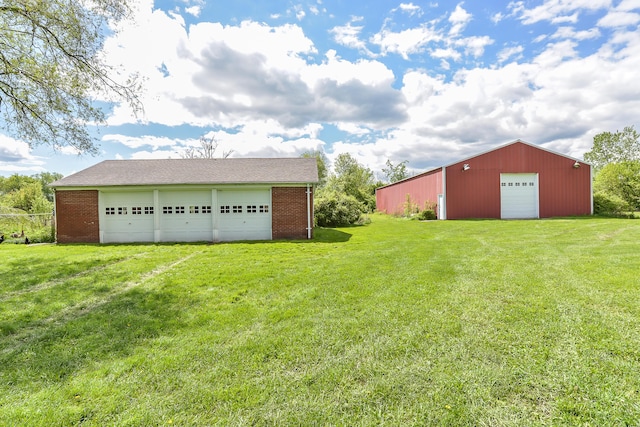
{"left": 51, "top": 158, "right": 318, "bottom": 243}
{"left": 376, "top": 140, "right": 593, "bottom": 219}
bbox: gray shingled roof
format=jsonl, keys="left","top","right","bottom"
{"left": 51, "top": 158, "right": 319, "bottom": 187}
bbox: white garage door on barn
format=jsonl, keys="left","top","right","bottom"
{"left": 217, "top": 189, "right": 271, "bottom": 241}
{"left": 500, "top": 173, "right": 539, "bottom": 219}
{"left": 101, "top": 191, "right": 155, "bottom": 243}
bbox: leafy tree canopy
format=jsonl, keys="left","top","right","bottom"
{"left": 593, "top": 161, "right": 640, "bottom": 211}
{"left": 0, "top": 0, "right": 142, "bottom": 154}
{"left": 382, "top": 159, "right": 409, "bottom": 183}
{"left": 301, "top": 150, "right": 329, "bottom": 188}
{"left": 584, "top": 126, "right": 640, "bottom": 170}
{"left": 327, "top": 153, "right": 376, "bottom": 212}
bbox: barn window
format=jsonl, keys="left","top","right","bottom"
{"left": 247, "top": 205, "right": 257, "bottom": 213}
{"left": 132, "top": 207, "right": 142, "bottom": 215}
{"left": 163, "top": 206, "right": 173, "bottom": 214}
{"left": 259, "top": 205, "right": 269, "bottom": 213}
{"left": 202, "top": 206, "right": 212, "bottom": 213}
{"left": 175, "top": 206, "right": 185, "bottom": 214}
{"left": 515, "top": 182, "right": 520, "bottom": 187}
{"left": 105, "top": 207, "right": 115, "bottom": 215}
{"left": 529, "top": 182, "right": 534, "bottom": 186}
{"left": 233, "top": 205, "right": 242, "bottom": 213}
{"left": 118, "top": 207, "right": 127, "bottom": 215}
{"left": 508, "top": 183, "right": 513, "bottom": 187}
{"left": 145, "top": 206, "right": 154, "bottom": 214}
{"left": 189, "top": 205, "right": 199, "bottom": 214}
{"left": 220, "top": 205, "right": 230, "bottom": 214}
{"left": 501, "top": 183, "right": 506, "bottom": 186}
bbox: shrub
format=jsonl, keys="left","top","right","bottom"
{"left": 314, "top": 192, "right": 365, "bottom": 227}
{"left": 593, "top": 192, "right": 630, "bottom": 215}
{"left": 417, "top": 209, "right": 437, "bottom": 220}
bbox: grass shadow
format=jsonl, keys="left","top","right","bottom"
{"left": 0, "top": 285, "right": 188, "bottom": 386}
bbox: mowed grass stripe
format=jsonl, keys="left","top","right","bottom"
{"left": 0, "top": 216, "right": 639, "bottom": 426}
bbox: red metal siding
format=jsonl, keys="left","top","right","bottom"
{"left": 376, "top": 169, "right": 443, "bottom": 215}
{"left": 445, "top": 142, "right": 591, "bottom": 219}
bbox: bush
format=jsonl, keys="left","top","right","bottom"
{"left": 593, "top": 192, "right": 630, "bottom": 215}
{"left": 315, "top": 192, "right": 365, "bottom": 227}
{"left": 417, "top": 209, "right": 437, "bottom": 220}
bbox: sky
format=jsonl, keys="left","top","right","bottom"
{"left": 1, "top": 0, "right": 640, "bottom": 179}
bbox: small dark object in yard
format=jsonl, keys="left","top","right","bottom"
{"left": 25, "top": 237, "right": 30, "bottom": 245}
{"left": 11, "top": 232, "right": 19, "bottom": 238}
{"left": 0, "top": 234, "right": 4, "bottom": 244}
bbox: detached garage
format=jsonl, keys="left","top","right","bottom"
{"left": 51, "top": 158, "right": 318, "bottom": 243}
{"left": 376, "top": 140, "right": 593, "bottom": 219}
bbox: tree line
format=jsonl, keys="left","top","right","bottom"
{"left": 585, "top": 126, "right": 640, "bottom": 215}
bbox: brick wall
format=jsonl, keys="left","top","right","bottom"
{"left": 272, "top": 186, "right": 313, "bottom": 240}
{"left": 55, "top": 190, "right": 100, "bottom": 243}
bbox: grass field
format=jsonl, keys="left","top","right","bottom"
{"left": 1, "top": 215, "right": 639, "bottom": 426}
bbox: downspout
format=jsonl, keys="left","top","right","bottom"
{"left": 306, "top": 183, "right": 312, "bottom": 239}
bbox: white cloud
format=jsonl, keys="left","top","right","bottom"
{"left": 510, "top": 0, "right": 611, "bottom": 25}
{"left": 597, "top": 11, "right": 640, "bottom": 27}
{"left": 551, "top": 26, "right": 601, "bottom": 40}
{"left": 449, "top": 3, "right": 472, "bottom": 35}
{"left": 497, "top": 45, "right": 524, "bottom": 63}
{"left": 370, "top": 25, "right": 441, "bottom": 59}
{"left": 397, "top": 3, "right": 422, "bottom": 16}
{"left": 330, "top": 19, "right": 371, "bottom": 53}
{"left": 0, "top": 134, "right": 46, "bottom": 174}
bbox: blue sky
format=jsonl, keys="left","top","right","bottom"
{"left": 1, "top": 0, "right": 639, "bottom": 178}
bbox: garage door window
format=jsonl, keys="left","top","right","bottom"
{"left": 189, "top": 205, "right": 199, "bottom": 214}
{"left": 202, "top": 206, "right": 212, "bottom": 213}
{"left": 176, "top": 206, "right": 185, "bottom": 214}
{"left": 145, "top": 206, "right": 154, "bottom": 214}
{"left": 232, "top": 205, "right": 242, "bottom": 213}
{"left": 118, "top": 207, "right": 127, "bottom": 215}
{"left": 259, "top": 205, "right": 269, "bottom": 213}
{"left": 220, "top": 205, "right": 230, "bottom": 214}
{"left": 247, "top": 205, "right": 257, "bottom": 213}
{"left": 132, "top": 207, "right": 142, "bottom": 215}
{"left": 163, "top": 206, "right": 173, "bottom": 214}
{"left": 106, "top": 207, "right": 115, "bottom": 215}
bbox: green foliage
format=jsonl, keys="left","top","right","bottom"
{"left": 382, "top": 159, "right": 409, "bottom": 183}
{"left": 593, "top": 192, "right": 631, "bottom": 215}
{"left": 314, "top": 191, "right": 364, "bottom": 226}
{"left": 593, "top": 161, "right": 640, "bottom": 210}
{"left": 0, "top": 0, "right": 142, "bottom": 153}
{"left": 584, "top": 126, "right": 640, "bottom": 170}
{"left": 326, "top": 153, "right": 376, "bottom": 212}
{"left": 417, "top": 209, "right": 437, "bottom": 220}
{"left": 402, "top": 193, "right": 419, "bottom": 217}
{"left": 301, "top": 150, "right": 329, "bottom": 187}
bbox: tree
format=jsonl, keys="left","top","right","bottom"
{"left": 584, "top": 126, "right": 640, "bottom": 170}
{"left": 301, "top": 150, "right": 328, "bottom": 187}
{"left": 593, "top": 161, "right": 640, "bottom": 210}
{"left": 382, "top": 159, "right": 409, "bottom": 183}
{"left": 181, "top": 135, "right": 232, "bottom": 159}
{"left": 0, "top": 0, "right": 142, "bottom": 154}
{"left": 326, "top": 153, "right": 376, "bottom": 212}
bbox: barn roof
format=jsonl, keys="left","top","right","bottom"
{"left": 51, "top": 158, "right": 319, "bottom": 187}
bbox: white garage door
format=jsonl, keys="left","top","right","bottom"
{"left": 101, "top": 192, "right": 155, "bottom": 243}
{"left": 218, "top": 189, "right": 271, "bottom": 241}
{"left": 159, "top": 190, "right": 213, "bottom": 242}
{"left": 500, "top": 173, "right": 539, "bottom": 219}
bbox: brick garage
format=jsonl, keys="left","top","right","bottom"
{"left": 52, "top": 158, "right": 318, "bottom": 243}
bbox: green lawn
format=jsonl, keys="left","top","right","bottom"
{"left": 1, "top": 215, "right": 639, "bottom": 426}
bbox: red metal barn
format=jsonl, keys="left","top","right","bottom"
{"left": 376, "top": 140, "right": 593, "bottom": 219}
